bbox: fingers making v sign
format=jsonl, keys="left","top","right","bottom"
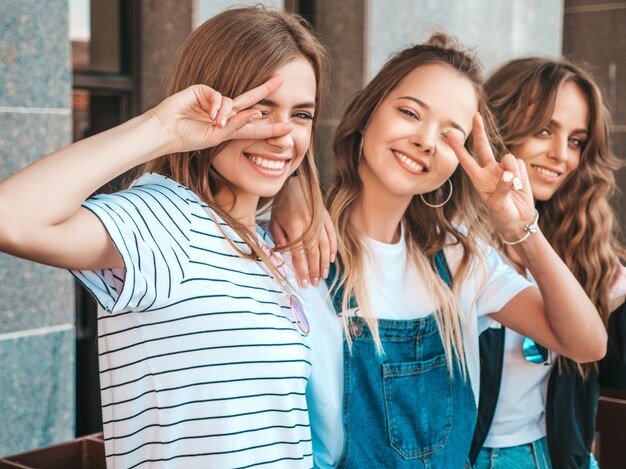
{"left": 151, "top": 75, "right": 293, "bottom": 154}
{"left": 445, "top": 113, "right": 537, "bottom": 241}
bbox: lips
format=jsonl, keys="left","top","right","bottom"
{"left": 530, "top": 164, "right": 561, "bottom": 178}
{"left": 392, "top": 150, "right": 427, "bottom": 173}
{"left": 244, "top": 153, "right": 291, "bottom": 171}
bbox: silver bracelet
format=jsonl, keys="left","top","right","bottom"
{"left": 501, "top": 209, "right": 540, "bottom": 245}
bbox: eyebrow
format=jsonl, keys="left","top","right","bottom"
{"left": 258, "top": 98, "right": 316, "bottom": 109}
{"left": 548, "top": 119, "right": 589, "bottom": 136}
{"left": 397, "top": 96, "right": 468, "bottom": 139}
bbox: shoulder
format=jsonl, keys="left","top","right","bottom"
{"left": 443, "top": 224, "right": 502, "bottom": 275}
{"left": 85, "top": 173, "right": 197, "bottom": 215}
{"left": 128, "top": 173, "right": 197, "bottom": 209}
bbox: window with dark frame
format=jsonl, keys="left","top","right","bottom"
{"left": 70, "top": 0, "right": 139, "bottom": 437}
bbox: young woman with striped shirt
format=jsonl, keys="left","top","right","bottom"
{"left": 0, "top": 7, "right": 327, "bottom": 468}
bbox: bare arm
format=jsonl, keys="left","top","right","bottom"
{"left": 447, "top": 114, "right": 607, "bottom": 363}
{"left": 0, "top": 77, "right": 290, "bottom": 270}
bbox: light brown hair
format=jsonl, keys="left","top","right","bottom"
{"left": 328, "top": 33, "right": 505, "bottom": 374}
{"left": 142, "top": 6, "right": 327, "bottom": 276}
{"left": 486, "top": 57, "right": 626, "bottom": 376}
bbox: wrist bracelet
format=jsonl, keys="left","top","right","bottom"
{"left": 501, "top": 209, "right": 539, "bottom": 245}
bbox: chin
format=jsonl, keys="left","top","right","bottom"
{"left": 251, "top": 182, "right": 288, "bottom": 199}
{"left": 533, "top": 189, "right": 557, "bottom": 202}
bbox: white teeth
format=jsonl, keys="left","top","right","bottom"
{"left": 532, "top": 165, "right": 560, "bottom": 178}
{"left": 393, "top": 150, "right": 425, "bottom": 172}
{"left": 247, "top": 155, "right": 287, "bottom": 170}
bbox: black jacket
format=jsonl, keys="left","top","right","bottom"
{"left": 469, "top": 300, "right": 626, "bottom": 469}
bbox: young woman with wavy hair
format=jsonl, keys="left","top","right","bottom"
{"left": 0, "top": 6, "right": 327, "bottom": 468}
{"left": 470, "top": 58, "right": 626, "bottom": 469}
{"left": 270, "top": 36, "right": 606, "bottom": 468}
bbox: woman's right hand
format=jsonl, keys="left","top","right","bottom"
{"left": 0, "top": 76, "right": 293, "bottom": 271}
{"left": 150, "top": 75, "right": 293, "bottom": 154}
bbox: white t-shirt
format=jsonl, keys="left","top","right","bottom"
{"left": 484, "top": 326, "right": 553, "bottom": 448}
{"left": 73, "top": 174, "right": 312, "bottom": 469}
{"left": 299, "top": 227, "right": 531, "bottom": 468}
{"left": 485, "top": 263, "right": 626, "bottom": 448}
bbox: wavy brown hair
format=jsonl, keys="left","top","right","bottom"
{"left": 486, "top": 57, "right": 626, "bottom": 377}
{"left": 328, "top": 33, "right": 506, "bottom": 374}
{"left": 141, "top": 6, "right": 327, "bottom": 279}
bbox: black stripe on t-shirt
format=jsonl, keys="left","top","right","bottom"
{"left": 117, "top": 193, "right": 182, "bottom": 272}
{"left": 233, "top": 452, "right": 313, "bottom": 469}
{"left": 131, "top": 232, "right": 149, "bottom": 310}
{"left": 138, "top": 250, "right": 159, "bottom": 312}
{"left": 143, "top": 293, "right": 290, "bottom": 313}
{"left": 102, "top": 391, "right": 306, "bottom": 425}
{"left": 100, "top": 342, "right": 311, "bottom": 375}
{"left": 81, "top": 204, "right": 138, "bottom": 312}
{"left": 134, "top": 183, "right": 191, "bottom": 224}
{"left": 106, "top": 407, "right": 309, "bottom": 441}
{"left": 112, "top": 272, "right": 124, "bottom": 283}
{"left": 101, "top": 358, "right": 312, "bottom": 390}
{"left": 99, "top": 327, "right": 301, "bottom": 357}
{"left": 191, "top": 229, "right": 247, "bottom": 245}
{"left": 189, "top": 259, "right": 270, "bottom": 278}
{"left": 98, "top": 308, "right": 296, "bottom": 336}
{"left": 101, "top": 374, "right": 310, "bottom": 408}
{"left": 133, "top": 187, "right": 189, "bottom": 241}
{"left": 190, "top": 244, "right": 241, "bottom": 258}
{"left": 171, "top": 245, "right": 185, "bottom": 279}
{"left": 181, "top": 276, "right": 282, "bottom": 294}
{"left": 127, "top": 439, "right": 312, "bottom": 469}
{"left": 109, "top": 423, "right": 311, "bottom": 458}
{"left": 94, "top": 269, "right": 113, "bottom": 297}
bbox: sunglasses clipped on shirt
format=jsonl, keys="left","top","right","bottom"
{"left": 522, "top": 337, "right": 553, "bottom": 365}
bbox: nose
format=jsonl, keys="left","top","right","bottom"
{"left": 548, "top": 136, "right": 569, "bottom": 162}
{"left": 410, "top": 124, "right": 436, "bottom": 154}
{"left": 265, "top": 113, "right": 295, "bottom": 150}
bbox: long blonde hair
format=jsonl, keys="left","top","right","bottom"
{"left": 328, "top": 33, "right": 505, "bottom": 374}
{"left": 142, "top": 6, "right": 327, "bottom": 278}
{"left": 486, "top": 57, "right": 626, "bottom": 377}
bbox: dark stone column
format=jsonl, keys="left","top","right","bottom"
{"left": 314, "top": 0, "right": 367, "bottom": 186}
{"left": 138, "top": 0, "right": 194, "bottom": 113}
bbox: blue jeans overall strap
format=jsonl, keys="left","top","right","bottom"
{"left": 335, "top": 251, "right": 477, "bottom": 468}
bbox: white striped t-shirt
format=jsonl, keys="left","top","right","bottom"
{"left": 73, "top": 173, "right": 312, "bottom": 469}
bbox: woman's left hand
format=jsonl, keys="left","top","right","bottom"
{"left": 446, "top": 113, "right": 536, "bottom": 241}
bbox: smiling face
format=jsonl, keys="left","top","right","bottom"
{"left": 359, "top": 63, "right": 478, "bottom": 204}
{"left": 211, "top": 56, "right": 316, "bottom": 202}
{"left": 511, "top": 80, "right": 589, "bottom": 201}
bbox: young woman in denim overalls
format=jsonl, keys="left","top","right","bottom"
{"left": 272, "top": 34, "right": 606, "bottom": 468}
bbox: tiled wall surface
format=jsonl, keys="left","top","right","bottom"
{"left": 368, "top": 0, "right": 563, "bottom": 79}
{"left": 0, "top": 0, "right": 75, "bottom": 456}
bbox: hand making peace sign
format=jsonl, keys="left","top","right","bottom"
{"left": 446, "top": 113, "right": 537, "bottom": 241}
{"left": 149, "top": 75, "right": 293, "bottom": 154}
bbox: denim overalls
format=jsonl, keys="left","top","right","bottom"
{"left": 329, "top": 252, "right": 476, "bottom": 468}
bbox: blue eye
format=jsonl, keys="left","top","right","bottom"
{"left": 294, "top": 112, "right": 314, "bottom": 120}
{"left": 400, "top": 108, "right": 420, "bottom": 120}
